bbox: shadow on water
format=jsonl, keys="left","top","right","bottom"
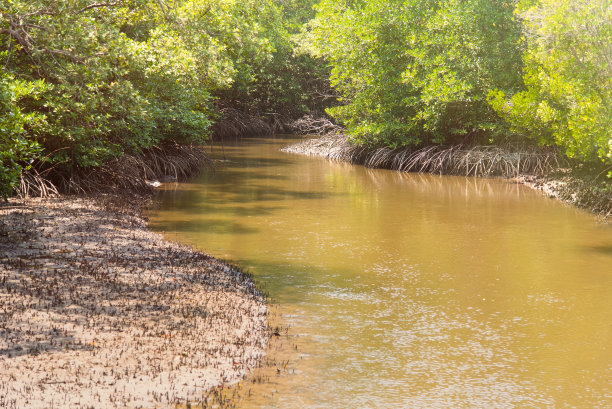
{"left": 216, "top": 157, "right": 296, "bottom": 170}
{"left": 152, "top": 192, "right": 288, "bottom": 215}
{"left": 185, "top": 205, "right": 287, "bottom": 217}
{"left": 224, "top": 259, "right": 346, "bottom": 305}
{"left": 151, "top": 218, "right": 261, "bottom": 235}
{"left": 156, "top": 184, "right": 331, "bottom": 207}
{"left": 585, "top": 244, "right": 612, "bottom": 257}
{"left": 156, "top": 165, "right": 333, "bottom": 209}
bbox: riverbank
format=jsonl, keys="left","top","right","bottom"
{"left": 0, "top": 195, "right": 269, "bottom": 408}
{"left": 282, "top": 133, "right": 611, "bottom": 221}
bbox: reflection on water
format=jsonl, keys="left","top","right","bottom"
{"left": 149, "top": 136, "right": 612, "bottom": 408}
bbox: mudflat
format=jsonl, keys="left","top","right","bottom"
{"left": 0, "top": 197, "right": 268, "bottom": 408}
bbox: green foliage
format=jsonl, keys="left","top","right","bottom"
{"left": 490, "top": 0, "right": 612, "bottom": 164}
{"left": 0, "top": 72, "right": 44, "bottom": 196}
{"left": 215, "top": 0, "right": 333, "bottom": 119}
{"left": 1, "top": 0, "right": 324, "bottom": 193}
{"left": 1, "top": 0, "right": 217, "bottom": 173}
{"left": 303, "top": 0, "right": 524, "bottom": 147}
{"left": 277, "top": 0, "right": 320, "bottom": 29}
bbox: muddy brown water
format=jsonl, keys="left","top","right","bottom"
{"left": 149, "top": 136, "right": 612, "bottom": 408}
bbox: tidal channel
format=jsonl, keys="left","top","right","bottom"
{"left": 149, "top": 136, "right": 612, "bottom": 408}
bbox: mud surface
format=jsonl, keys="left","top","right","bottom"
{"left": 0, "top": 197, "right": 268, "bottom": 408}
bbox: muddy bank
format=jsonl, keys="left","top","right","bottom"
{"left": 283, "top": 134, "right": 611, "bottom": 221}
{"left": 513, "top": 173, "right": 612, "bottom": 221}
{"left": 0, "top": 196, "right": 268, "bottom": 408}
{"left": 18, "top": 143, "right": 211, "bottom": 199}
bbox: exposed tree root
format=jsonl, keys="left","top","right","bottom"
{"left": 13, "top": 143, "right": 212, "bottom": 198}
{"left": 283, "top": 133, "right": 562, "bottom": 177}
{"left": 211, "top": 108, "right": 281, "bottom": 140}
{"left": 17, "top": 167, "right": 59, "bottom": 198}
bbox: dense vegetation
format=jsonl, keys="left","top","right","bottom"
{"left": 1, "top": 0, "right": 610, "bottom": 195}
{"left": 489, "top": 0, "right": 611, "bottom": 164}
{"left": 301, "top": 0, "right": 525, "bottom": 147}
{"left": 303, "top": 0, "right": 610, "bottom": 165}
{"left": 0, "top": 0, "right": 326, "bottom": 195}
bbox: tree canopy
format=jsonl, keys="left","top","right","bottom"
{"left": 1, "top": 0, "right": 610, "bottom": 195}
{"left": 301, "top": 0, "right": 525, "bottom": 147}
{"left": 0, "top": 0, "right": 325, "bottom": 194}
{"left": 301, "top": 0, "right": 610, "bottom": 167}
{"left": 489, "top": 0, "right": 612, "bottom": 163}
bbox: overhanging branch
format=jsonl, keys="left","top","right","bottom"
{"left": 76, "top": 2, "right": 119, "bottom": 15}
{"left": 0, "top": 27, "right": 32, "bottom": 53}
{"left": 49, "top": 49, "right": 86, "bottom": 63}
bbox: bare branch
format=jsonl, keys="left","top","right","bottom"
{"left": 23, "top": 8, "right": 56, "bottom": 18}
{"left": 3, "top": 33, "right": 12, "bottom": 70}
{"left": 48, "top": 49, "right": 86, "bottom": 64}
{"left": 0, "top": 27, "right": 32, "bottom": 53}
{"left": 309, "top": 90, "right": 341, "bottom": 101}
{"left": 289, "top": 115, "right": 343, "bottom": 136}
{"left": 155, "top": 0, "right": 175, "bottom": 21}
{"left": 76, "top": 2, "right": 119, "bottom": 15}
{"left": 1, "top": 15, "right": 87, "bottom": 65}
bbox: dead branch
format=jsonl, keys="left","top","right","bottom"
{"left": 0, "top": 28, "right": 32, "bottom": 53}
{"left": 288, "top": 115, "right": 342, "bottom": 136}
{"left": 1, "top": 17, "right": 87, "bottom": 64}
{"left": 76, "top": 2, "right": 119, "bottom": 15}
{"left": 48, "top": 48, "right": 85, "bottom": 63}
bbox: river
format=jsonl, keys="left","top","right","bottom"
{"left": 149, "top": 136, "right": 612, "bottom": 408}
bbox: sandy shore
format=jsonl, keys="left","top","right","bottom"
{"left": 0, "top": 197, "right": 268, "bottom": 408}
